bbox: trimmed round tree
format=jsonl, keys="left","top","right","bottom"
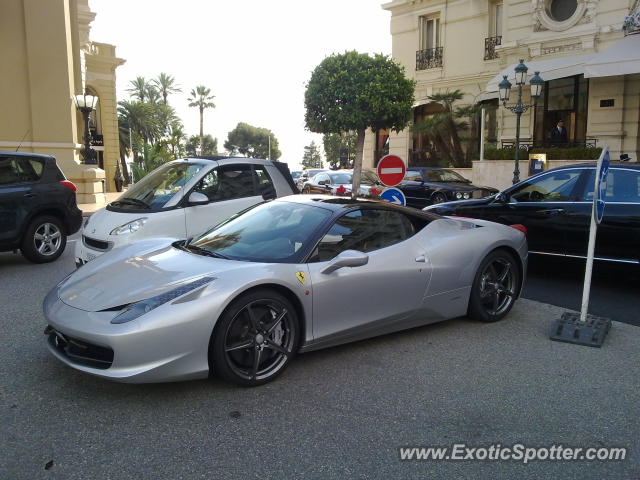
{"left": 305, "top": 51, "right": 415, "bottom": 198}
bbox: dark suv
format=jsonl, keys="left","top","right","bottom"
{"left": 0, "top": 151, "right": 82, "bottom": 263}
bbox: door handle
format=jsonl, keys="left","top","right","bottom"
{"left": 542, "top": 208, "right": 565, "bottom": 215}
{"left": 415, "top": 255, "right": 426, "bottom": 263}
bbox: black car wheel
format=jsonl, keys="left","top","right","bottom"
{"left": 468, "top": 250, "right": 519, "bottom": 322}
{"left": 210, "top": 289, "right": 299, "bottom": 386}
{"left": 20, "top": 215, "right": 67, "bottom": 263}
{"left": 431, "top": 192, "right": 447, "bottom": 204}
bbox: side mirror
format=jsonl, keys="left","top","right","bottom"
{"left": 494, "top": 192, "right": 508, "bottom": 204}
{"left": 318, "top": 180, "right": 327, "bottom": 186}
{"left": 188, "top": 191, "right": 209, "bottom": 206}
{"left": 321, "top": 250, "right": 369, "bottom": 274}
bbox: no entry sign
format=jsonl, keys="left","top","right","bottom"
{"left": 377, "top": 155, "right": 406, "bottom": 187}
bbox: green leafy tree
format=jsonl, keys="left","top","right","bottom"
{"left": 302, "top": 141, "right": 323, "bottom": 168}
{"left": 305, "top": 51, "right": 415, "bottom": 198}
{"left": 186, "top": 134, "right": 218, "bottom": 156}
{"left": 411, "top": 90, "right": 481, "bottom": 167}
{"left": 153, "top": 73, "right": 181, "bottom": 105}
{"left": 188, "top": 85, "right": 216, "bottom": 152}
{"left": 323, "top": 132, "right": 357, "bottom": 169}
{"left": 130, "top": 143, "right": 174, "bottom": 182}
{"left": 224, "top": 122, "right": 281, "bottom": 159}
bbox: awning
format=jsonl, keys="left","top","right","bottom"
{"left": 584, "top": 34, "right": 640, "bottom": 78}
{"left": 486, "top": 54, "right": 595, "bottom": 91}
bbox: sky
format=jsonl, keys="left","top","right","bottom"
{"left": 89, "top": 0, "right": 391, "bottom": 170}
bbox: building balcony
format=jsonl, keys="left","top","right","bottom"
{"left": 416, "top": 47, "right": 443, "bottom": 70}
{"left": 484, "top": 36, "right": 502, "bottom": 61}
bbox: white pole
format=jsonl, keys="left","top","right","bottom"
{"left": 268, "top": 135, "right": 271, "bottom": 160}
{"left": 579, "top": 148, "right": 605, "bottom": 323}
{"left": 480, "top": 107, "right": 485, "bottom": 161}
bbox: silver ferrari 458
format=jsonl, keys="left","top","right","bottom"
{"left": 43, "top": 195, "right": 527, "bottom": 386}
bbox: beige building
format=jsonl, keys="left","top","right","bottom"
{"left": 363, "top": 0, "right": 640, "bottom": 173}
{"left": 0, "top": 0, "right": 124, "bottom": 203}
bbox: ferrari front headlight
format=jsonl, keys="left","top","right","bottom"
{"left": 110, "top": 276, "right": 215, "bottom": 324}
{"left": 110, "top": 218, "right": 147, "bottom": 235}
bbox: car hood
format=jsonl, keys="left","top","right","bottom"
{"left": 57, "top": 239, "right": 246, "bottom": 311}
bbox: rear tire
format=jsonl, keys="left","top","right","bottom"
{"left": 20, "top": 215, "right": 67, "bottom": 263}
{"left": 210, "top": 289, "right": 299, "bottom": 386}
{"left": 467, "top": 250, "right": 519, "bottom": 322}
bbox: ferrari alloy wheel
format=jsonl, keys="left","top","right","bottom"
{"left": 211, "top": 289, "right": 299, "bottom": 386}
{"left": 468, "top": 250, "right": 519, "bottom": 322}
{"left": 21, "top": 215, "right": 67, "bottom": 263}
{"left": 431, "top": 192, "right": 447, "bottom": 204}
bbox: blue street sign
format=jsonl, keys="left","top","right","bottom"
{"left": 595, "top": 148, "right": 610, "bottom": 224}
{"left": 380, "top": 188, "right": 406, "bottom": 206}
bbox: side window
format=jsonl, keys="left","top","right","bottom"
{"left": 254, "top": 166, "right": 276, "bottom": 198}
{"left": 311, "top": 209, "right": 416, "bottom": 262}
{"left": 195, "top": 165, "right": 257, "bottom": 202}
{"left": 194, "top": 169, "right": 220, "bottom": 201}
{"left": 581, "top": 169, "right": 640, "bottom": 203}
{"left": 0, "top": 156, "right": 40, "bottom": 184}
{"left": 509, "top": 169, "right": 582, "bottom": 202}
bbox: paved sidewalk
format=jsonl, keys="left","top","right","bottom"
{"left": 78, "top": 190, "right": 124, "bottom": 215}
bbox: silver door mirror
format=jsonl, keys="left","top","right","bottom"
{"left": 321, "top": 250, "right": 369, "bottom": 274}
{"left": 188, "top": 191, "right": 209, "bottom": 206}
{"left": 494, "top": 192, "right": 508, "bottom": 204}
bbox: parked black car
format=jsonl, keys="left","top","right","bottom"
{"left": 399, "top": 167, "right": 498, "bottom": 208}
{"left": 426, "top": 163, "right": 640, "bottom": 264}
{"left": 0, "top": 151, "right": 82, "bottom": 263}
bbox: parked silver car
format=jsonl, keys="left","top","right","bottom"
{"left": 44, "top": 195, "right": 527, "bottom": 386}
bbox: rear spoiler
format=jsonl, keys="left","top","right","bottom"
{"left": 272, "top": 160, "right": 299, "bottom": 194}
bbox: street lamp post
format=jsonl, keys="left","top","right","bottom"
{"left": 74, "top": 92, "right": 99, "bottom": 165}
{"left": 498, "top": 60, "right": 544, "bottom": 184}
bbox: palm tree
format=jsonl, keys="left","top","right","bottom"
{"left": 188, "top": 85, "right": 216, "bottom": 152}
{"left": 428, "top": 90, "right": 466, "bottom": 162}
{"left": 166, "top": 120, "right": 186, "bottom": 158}
{"left": 117, "top": 100, "right": 161, "bottom": 149}
{"left": 126, "top": 76, "right": 155, "bottom": 103}
{"left": 153, "top": 73, "right": 182, "bottom": 105}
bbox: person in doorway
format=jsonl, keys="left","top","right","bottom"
{"left": 549, "top": 119, "right": 568, "bottom": 146}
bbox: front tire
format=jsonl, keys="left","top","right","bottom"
{"left": 20, "top": 215, "right": 67, "bottom": 263}
{"left": 467, "top": 250, "right": 519, "bottom": 322}
{"left": 431, "top": 192, "right": 447, "bottom": 204}
{"left": 210, "top": 289, "right": 299, "bottom": 386}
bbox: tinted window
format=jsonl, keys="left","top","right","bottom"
{"left": 311, "top": 208, "right": 416, "bottom": 262}
{"left": 581, "top": 169, "right": 640, "bottom": 203}
{"left": 0, "top": 156, "right": 41, "bottom": 184}
{"left": 509, "top": 169, "right": 582, "bottom": 202}
{"left": 328, "top": 173, "right": 351, "bottom": 184}
{"left": 254, "top": 166, "right": 275, "bottom": 198}
{"left": 404, "top": 171, "right": 423, "bottom": 181}
{"left": 195, "top": 164, "right": 257, "bottom": 201}
{"left": 190, "top": 202, "right": 331, "bottom": 262}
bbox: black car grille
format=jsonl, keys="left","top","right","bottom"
{"left": 46, "top": 326, "right": 113, "bottom": 369}
{"left": 82, "top": 235, "right": 110, "bottom": 251}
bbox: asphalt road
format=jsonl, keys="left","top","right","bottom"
{"left": 523, "top": 254, "right": 640, "bottom": 327}
{"left": 1, "top": 238, "right": 639, "bottom": 479}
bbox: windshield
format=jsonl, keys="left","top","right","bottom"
{"left": 423, "top": 170, "right": 469, "bottom": 183}
{"left": 113, "top": 162, "right": 205, "bottom": 210}
{"left": 328, "top": 173, "right": 352, "bottom": 184}
{"left": 361, "top": 170, "right": 380, "bottom": 185}
{"left": 291, "top": 171, "right": 302, "bottom": 180}
{"left": 190, "top": 201, "right": 332, "bottom": 263}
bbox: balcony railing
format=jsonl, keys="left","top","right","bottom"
{"left": 416, "top": 47, "right": 443, "bottom": 70}
{"left": 484, "top": 36, "right": 502, "bottom": 60}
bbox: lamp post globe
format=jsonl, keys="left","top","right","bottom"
{"left": 74, "top": 93, "right": 98, "bottom": 165}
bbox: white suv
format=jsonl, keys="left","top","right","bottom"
{"left": 75, "top": 157, "right": 297, "bottom": 267}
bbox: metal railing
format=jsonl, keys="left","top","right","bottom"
{"left": 484, "top": 36, "right": 502, "bottom": 60}
{"left": 500, "top": 139, "right": 599, "bottom": 150}
{"left": 416, "top": 47, "right": 443, "bottom": 70}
